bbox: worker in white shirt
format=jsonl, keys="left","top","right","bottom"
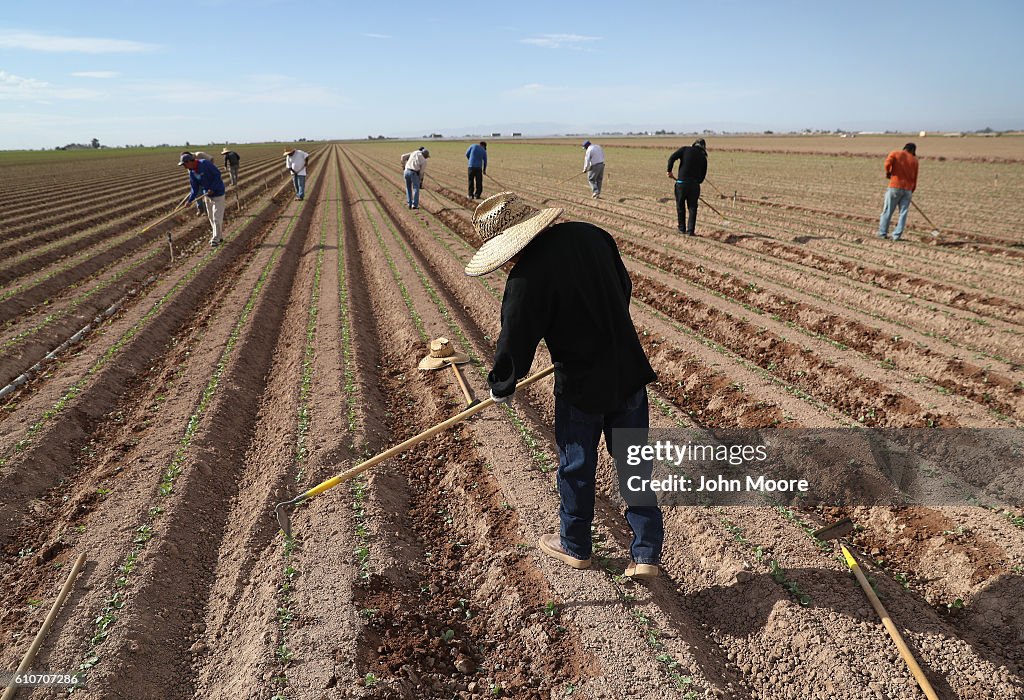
{"left": 582, "top": 140, "right": 605, "bottom": 199}
{"left": 402, "top": 147, "right": 430, "bottom": 209}
{"left": 284, "top": 147, "right": 310, "bottom": 201}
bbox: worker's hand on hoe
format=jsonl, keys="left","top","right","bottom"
{"left": 489, "top": 389, "right": 512, "bottom": 404}
{"left": 666, "top": 171, "right": 675, "bottom": 179}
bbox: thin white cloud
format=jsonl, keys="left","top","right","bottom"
{"left": 520, "top": 33, "right": 601, "bottom": 50}
{"left": 0, "top": 30, "right": 156, "bottom": 53}
{"left": 361, "top": 33, "right": 392, "bottom": 39}
{"left": 0, "top": 70, "right": 102, "bottom": 100}
{"left": 71, "top": 71, "right": 120, "bottom": 79}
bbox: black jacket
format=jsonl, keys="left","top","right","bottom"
{"left": 223, "top": 151, "right": 240, "bottom": 167}
{"left": 667, "top": 145, "right": 707, "bottom": 182}
{"left": 488, "top": 222, "right": 656, "bottom": 414}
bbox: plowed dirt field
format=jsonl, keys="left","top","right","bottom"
{"left": 2, "top": 138, "right": 1022, "bottom": 699}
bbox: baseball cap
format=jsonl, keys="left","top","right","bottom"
{"left": 178, "top": 152, "right": 195, "bottom": 166}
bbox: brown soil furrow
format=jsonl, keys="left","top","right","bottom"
{"left": 402, "top": 157, "right": 1024, "bottom": 365}
{"left": 563, "top": 189, "right": 1024, "bottom": 322}
{"left": 0, "top": 158, "right": 312, "bottom": 393}
{"left": 346, "top": 149, "right": 864, "bottom": 695}
{"left": 0, "top": 183, "right": 300, "bottom": 683}
{"left": 338, "top": 148, "right": 729, "bottom": 697}
{"left": 629, "top": 258, "right": 1009, "bottom": 428}
{"left": 192, "top": 173, "right": 337, "bottom": 697}
{"left": 356, "top": 145, "right": 1024, "bottom": 691}
{"left": 618, "top": 238, "right": 1024, "bottom": 420}
{"left": 92, "top": 179, "right": 323, "bottom": 698}
{"left": 0, "top": 154, "right": 283, "bottom": 245}
{"left": 723, "top": 506, "right": 1021, "bottom": 697}
{"left": 426, "top": 155, "right": 1024, "bottom": 280}
{"left": 702, "top": 230, "right": 1024, "bottom": 324}
{"left": 0, "top": 224, "right": 208, "bottom": 389}
{"left": 0, "top": 150, "right": 282, "bottom": 237}
{"left": 340, "top": 165, "right": 597, "bottom": 697}
{"left": 274, "top": 151, "right": 369, "bottom": 698}
{"left": 0, "top": 157, "right": 294, "bottom": 293}
{"left": 0, "top": 184, "right": 298, "bottom": 547}
{"left": 632, "top": 273, "right": 947, "bottom": 428}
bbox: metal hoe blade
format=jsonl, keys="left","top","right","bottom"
{"left": 812, "top": 517, "right": 855, "bottom": 542}
{"left": 275, "top": 500, "right": 295, "bottom": 538}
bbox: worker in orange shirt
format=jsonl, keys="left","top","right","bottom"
{"left": 878, "top": 143, "right": 919, "bottom": 241}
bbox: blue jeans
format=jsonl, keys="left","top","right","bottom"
{"left": 404, "top": 169, "right": 421, "bottom": 207}
{"left": 879, "top": 187, "right": 912, "bottom": 238}
{"left": 292, "top": 173, "right": 306, "bottom": 200}
{"left": 555, "top": 388, "right": 663, "bottom": 564}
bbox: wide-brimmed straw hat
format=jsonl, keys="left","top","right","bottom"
{"left": 463, "top": 192, "right": 562, "bottom": 277}
{"left": 283, "top": 147, "right": 295, "bottom": 155}
{"left": 418, "top": 337, "right": 470, "bottom": 370}
{"left": 221, "top": 148, "right": 231, "bottom": 154}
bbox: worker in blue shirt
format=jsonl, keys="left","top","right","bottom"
{"left": 466, "top": 141, "right": 487, "bottom": 200}
{"left": 178, "top": 152, "right": 227, "bottom": 247}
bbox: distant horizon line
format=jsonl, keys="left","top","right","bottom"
{"left": 8, "top": 128, "right": 1024, "bottom": 152}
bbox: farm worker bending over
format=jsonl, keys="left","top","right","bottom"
{"left": 582, "top": 140, "right": 605, "bottom": 198}
{"left": 178, "top": 151, "right": 226, "bottom": 248}
{"left": 878, "top": 142, "right": 919, "bottom": 241}
{"left": 284, "top": 147, "right": 310, "bottom": 201}
{"left": 666, "top": 138, "right": 708, "bottom": 236}
{"left": 401, "top": 147, "right": 430, "bottom": 209}
{"left": 466, "top": 141, "right": 487, "bottom": 200}
{"left": 465, "top": 192, "right": 663, "bottom": 580}
{"left": 222, "top": 148, "right": 241, "bottom": 186}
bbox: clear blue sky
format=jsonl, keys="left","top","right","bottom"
{"left": 1, "top": 0, "right": 1021, "bottom": 149}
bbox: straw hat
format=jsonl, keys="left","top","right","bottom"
{"left": 283, "top": 147, "right": 295, "bottom": 155}
{"left": 221, "top": 148, "right": 231, "bottom": 154}
{"left": 418, "top": 337, "right": 470, "bottom": 370}
{"left": 463, "top": 192, "right": 562, "bottom": 277}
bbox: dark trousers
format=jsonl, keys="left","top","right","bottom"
{"left": 468, "top": 167, "right": 483, "bottom": 198}
{"left": 674, "top": 181, "right": 700, "bottom": 233}
{"left": 554, "top": 388, "right": 663, "bottom": 564}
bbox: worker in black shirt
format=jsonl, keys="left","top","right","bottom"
{"left": 464, "top": 192, "right": 664, "bottom": 579}
{"left": 666, "top": 138, "right": 708, "bottom": 235}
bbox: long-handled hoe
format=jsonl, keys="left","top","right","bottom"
{"left": 138, "top": 193, "right": 208, "bottom": 262}
{"left": 814, "top": 518, "right": 940, "bottom": 700}
{"left": 699, "top": 195, "right": 730, "bottom": 227}
{"left": 274, "top": 364, "right": 555, "bottom": 537}
{"left": 484, "top": 172, "right": 511, "bottom": 192}
{"left": 910, "top": 200, "right": 942, "bottom": 238}
{"left": 704, "top": 177, "right": 728, "bottom": 199}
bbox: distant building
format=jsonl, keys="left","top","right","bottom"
{"left": 512, "top": 132, "right": 522, "bottom": 137}
{"left": 491, "top": 132, "right": 501, "bottom": 137}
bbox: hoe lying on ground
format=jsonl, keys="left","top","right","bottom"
{"left": 814, "top": 518, "right": 940, "bottom": 700}
{"left": 274, "top": 364, "right": 555, "bottom": 537}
